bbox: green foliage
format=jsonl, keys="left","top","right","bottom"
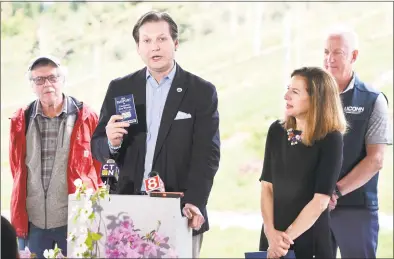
{"left": 70, "top": 183, "right": 109, "bottom": 257}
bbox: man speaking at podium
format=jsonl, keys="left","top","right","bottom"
{"left": 91, "top": 11, "right": 220, "bottom": 258}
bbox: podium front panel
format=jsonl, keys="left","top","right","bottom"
{"left": 67, "top": 194, "right": 192, "bottom": 258}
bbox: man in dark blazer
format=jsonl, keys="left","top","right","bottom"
{"left": 91, "top": 11, "right": 220, "bottom": 258}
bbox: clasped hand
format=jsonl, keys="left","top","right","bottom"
{"left": 265, "top": 228, "right": 293, "bottom": 259}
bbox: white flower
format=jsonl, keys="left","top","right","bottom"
{"left": 76, "top": 229, "right": 88, "bottom": 244}
{"left": 70, "top": 229, "right": 89, "bottom": 257}
{"left": 79, "top": 206, "right": 93, "bottom": 223}
{"left": 68, "top": 206, "right": 80, "bottom": 220}
{"left": 85, "top": 188, "right": 94, "bottom": 197}
{"left": 43, "top": 249, "right": 55, "bottom": 258}
{"left": 84, "top": 199, "right": 93, "bottom": 209}
{"left": 74, "top": 242, "right": 88, "bottom": 258}
{"left": 79, "top": 226, "right": 88, "bottom": 234}
{"left": 74, "top": 178, "right": 83, "bottom": 188}
{"left": 67, "top": 229, "right": 77, "bottom": 242}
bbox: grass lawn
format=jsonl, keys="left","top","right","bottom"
{"left": 200, "top": 226, "right": 394, "bottom": 258}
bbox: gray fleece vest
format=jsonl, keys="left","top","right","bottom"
{"left": 25, "top": 105, "right": 76, "bottom": 229}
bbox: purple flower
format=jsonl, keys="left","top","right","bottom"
{"left": 142, "top": 241, "right": 158, "bottom": 257}
{"left": 118, "top": 242, "right": 130, "bottom": 256}
{"left": 124, "top": 246, "right": 142, "bottom": 258}
{"left": 19, "top": 247, "right": 33, "bottom": 258}
{"left": 126, "top": 235, "right": 140, "bottom": 247}
{"left": 121, "top": 219, "right": 134, "bottom": 230}
{"left": 106, "top": 218, "right": 175, "bottom": 258}
{"left": 108, "top": 233, "right": 120, "bottom": 244}
{"left": 106, "top": 248, "right": 121, "bottom": 258}
{"left": 153, "top": 232, "right": 168, "bottom": 244}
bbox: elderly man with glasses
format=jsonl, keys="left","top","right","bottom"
{"left": 9, "top": 55, "right": 103, "bottom": 257}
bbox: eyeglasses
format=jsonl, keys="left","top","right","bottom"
{"left": 30, "top": 75, "right": 61, "bottom": 85}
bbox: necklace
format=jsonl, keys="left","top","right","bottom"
{"left": 287, "top": 128, "right": 302, "bottom": 145}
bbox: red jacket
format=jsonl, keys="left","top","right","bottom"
{"left": 9, "top": 99, "right": 103, "bottom": 238}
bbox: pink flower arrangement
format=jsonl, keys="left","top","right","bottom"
{"left": 105, "top": 218, "right": 177, "bottom": 258}
{"left": 19, "top": 247, "right": 36, "bottom": 258}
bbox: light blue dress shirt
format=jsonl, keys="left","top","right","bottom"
{"left": 141, "top": 64, "right": 177, "bottom": 191}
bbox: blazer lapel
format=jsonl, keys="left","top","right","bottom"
{"left": 133, "top": 68, "right": 148, "bottom": 135}
{"left": 153, "top": 64, "right": 188, "bottom": 162}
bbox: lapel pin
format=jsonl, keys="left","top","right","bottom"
{"left": 177, "top": 88, "right": 182, "bottom": 92}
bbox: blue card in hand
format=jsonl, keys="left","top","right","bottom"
{"left": 114, "top": 94, "right": 138, "bottom": 124}
{"left": 245, "top": 250, "right": 296, "bottom": 259}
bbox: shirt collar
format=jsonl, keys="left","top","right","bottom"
{"left": 341, "top": 72, "right": 356, "bottom": 94}
{"left": 33, "top": 94, "right": 68, "bottom": 118}
{"left": 146, "top": 61, "right": 177, "bottom": 82}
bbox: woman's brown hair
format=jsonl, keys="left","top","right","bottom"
{"left": 283, "top": 67, "right": 347, "bottom": 146}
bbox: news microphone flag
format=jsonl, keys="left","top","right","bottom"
{"left": 144, "top": 171, "right": 165, "bottom": 193}
{"left": 101, "top": 159, "right": 119, "bottom": 179}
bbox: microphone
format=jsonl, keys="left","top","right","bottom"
{"left": 143, "top": 171, "right": 165, "bottom": 193}
{"left": 143, "top": 171, "right": 184, "bottom": 198}
{"left": 101, "top": 159, "right": 119, "bottom": 190}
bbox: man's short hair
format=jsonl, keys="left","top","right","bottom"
{"left": 324, "top": 24, "right": 359, "bottom": 52}
{"left": 132, "top": 11, "right": 178, "bottom": 43}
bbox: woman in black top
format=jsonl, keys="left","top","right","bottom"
{"left": 259, "top": 67, "right": 347, "bottom": 258}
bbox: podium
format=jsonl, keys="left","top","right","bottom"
{"left": 67, "top": 194, "right": 192, "bottom": 258}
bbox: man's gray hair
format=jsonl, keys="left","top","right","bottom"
{"left": 324, "top": 24, "right": 359, "bottom": 52}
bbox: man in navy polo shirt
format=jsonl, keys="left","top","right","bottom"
{"left": 323, "top": 25, "right": 392, "bottom": 258}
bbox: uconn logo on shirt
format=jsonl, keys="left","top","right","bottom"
{"left": 344, "top": 106, "right": 365, "bottom": 114}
